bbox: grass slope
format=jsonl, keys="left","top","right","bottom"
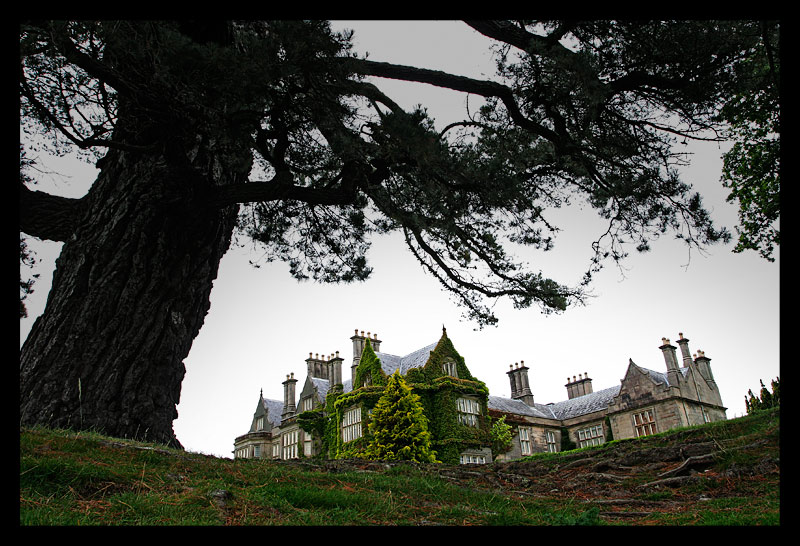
{"left": 20, "top": 408, "right": 779, "bottom": 526}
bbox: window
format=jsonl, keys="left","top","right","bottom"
{"left": 460, "top": 454, "right": 486, "bottom": 464}
{"left": 256, "top": 416, "right": 265, "bottom": 431}
{"left": 519, "top": 426, "right": 532, "bottom": 456}
{"left": 577, "top": 424, "right": 604, "bottom": 448}
{"left": 633, "top": 409, "right": 657, "bottom": 437}
{"left": 253, "top": 444, "right": 261, "bottom": 457}
{"left": 301, "top": 397, "right": 314, "bottom": 412}
{"left": 442, "top": 358, "right": 458, "bottom": 377}
{"left": 272, "top": 442, "right": 280, "bottom": 458}
{"left": 456, "top": 397, "right": 480, "bottom": 427}
{"left": 546, "top": 430, "right": 558, "bottom": 453}
{"left": 342, "top": 406, "right": 362, "bottom": 443}
{"left": 282, "top": 429, "right": 299, "bottom": 459}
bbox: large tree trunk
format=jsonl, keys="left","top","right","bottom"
{"left": 19, "top": 141, "right": 243, "bottom": 448}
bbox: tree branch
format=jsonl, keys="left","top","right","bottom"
{"left": 211, "top": 178, "right": 358, "bottom": 208}
{"left": 342, "top": 57, "right": 561, "bottom": 144}
{"left": 19, "top": 181, "right": 86, "bottom": 242}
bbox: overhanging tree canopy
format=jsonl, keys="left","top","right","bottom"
{"left": 19, "top": 20, "right": 776, "bottom": 447}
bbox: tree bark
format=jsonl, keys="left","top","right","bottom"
{"left": 19, "top": 140, "right": 243, "bottom": 448}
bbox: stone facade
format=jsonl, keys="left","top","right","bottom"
{"left": 234, "top": 329, "right": 726, "bottom": 463}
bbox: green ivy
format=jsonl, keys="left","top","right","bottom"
{"left": 304, "top": 330, "right": 492, "bottom": 464}
{"left": 354, "top": 339, "right": 387, "bottom": 388}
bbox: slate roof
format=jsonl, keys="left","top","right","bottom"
{"left": 544, "top": 385, "right": 621, "bottom": 420}
{"left": 638, "top": 364, "right": 689, "bottom": 388}
{"left": 375, "top": 341, "right": 439, "bottom": 376}
{"left": 259, "top": 397, "right": 284, "bottom": 429}
{"left": 487, "top": 396, "right": 557, "bottom": 419}
{"left": 318, "top": 342, "right": 439, "bottom": 395}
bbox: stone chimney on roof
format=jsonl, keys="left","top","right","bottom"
{"left": 565, "top": 372, "right": 593, "bottom": 399}
{"left": 676, "top": 332, "right": 693, "bottom": 368}
{"left": 350, "top": 329, "right": 381, "bottom": 383}
{"left": 281, "top": 372, "right": 297, "bottom": 422}
{"left": 507, "top": 361, "right": 534, "bottom": 406}
{"left": 329, "top": 350, "right": 344, "bottom": 389}
{"left": 660, "top": 336, "right": 681, "bottom": 388}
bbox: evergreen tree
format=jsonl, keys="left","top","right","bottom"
{"left": 354, "top": 339, "right": 385, "bottom": 388}
{"left": 490, "top": 415, "right": 513, "bottom": 460}
{"left": 20, "top": 20, "right": 776, "bottom": 447}
{"left": 745, "top": 377, "right": 780, "bottom": 414}
{"left": 365, "top": 371, "right": 438, "bottom": 463}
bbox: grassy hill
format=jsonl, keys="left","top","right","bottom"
{"left": 20, "top": 407, "right": 779, "bottom": 526}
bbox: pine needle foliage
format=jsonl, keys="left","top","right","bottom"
{"left": 365, "top": 371, "right": 439, "bottom": 463}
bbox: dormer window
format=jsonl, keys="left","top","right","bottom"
{"left": 256, "top": 416, "right": 265, "bottom": 431}
{"left": 442, "top": 357, "right": 458, "bottom": 378}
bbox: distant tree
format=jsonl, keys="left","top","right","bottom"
{"left": 20, "top": 20, "right": 774, "bottom": 447}
{"left": 364, "top": 371, "right": 438, "bottom": 463}
{"left": 745, "top": 377, "right": 780, "bottom": 414}
{"left": 717, "top": 22, "right": 780, "bottom": 262}
{"left": 489, "top": 415, "right": 513, "bottom": 459}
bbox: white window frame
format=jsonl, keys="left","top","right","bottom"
{"left": 301, "top": 397, "right": 314, "bottom": 412}
{"left": 342, "top": 406, "right": 362, "bottom": 443}
{"left": 282, "top": 429, "right": 299, "bottom": 459}
{"left": 545, "top": 430, "right": 558, "bottom": 453}
{"left": 633, "top": 408, "right": 657, "bottom": 437}
{"left": 459, "top": 453, "right": 486, "bottom": 464}
{"left": 442, "top": 358, "right": 458, "bottom": 378}
{"left": 577, "top": 424, "right": 604, "bottom": 448}
{"left": 519, "top": 426, "right": 532, "bottom": 456}
{"left": 456, "top": 397, "right": 480, "bottom": 427}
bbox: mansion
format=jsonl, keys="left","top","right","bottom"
{"left": 233, "top": 328, "right": 727, "bottom": 464}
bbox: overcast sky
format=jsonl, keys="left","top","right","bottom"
{"left": 20, "top": 21, "right": 780, "bottom": 458}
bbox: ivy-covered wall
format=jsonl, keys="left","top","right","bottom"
{"left": 298, "top": 330, "right": 492, "bottom": 464}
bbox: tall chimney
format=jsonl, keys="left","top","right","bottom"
{"left": 351, "top": 329, "right": 365, "bottom": 383}
{"left": 660, "top": 337, "right": 681, "bottom": 388}
{"left": 330, "top": 351, "right": 343, "bottom": 389}
{"left": 507, "top": 361, "right": 534, "bottom": 406}
{"left": 676, "top": 333, "right": 693, "bottom": 368}
{"left": 694, "top": 350, "right": 716, "bottom": 383}
{"left": 350, "top": 329, "right": 381, "bottom": 382}
{"left": 282, "top": 372, "right": 297, "bottom": 421}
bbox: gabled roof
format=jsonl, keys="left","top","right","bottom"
{"left": 258, "top": 397, "right": 284, "bottom": 430}
{"left": 626, "top": 360, "right": 689, "bottom": 388}
{"left": 375, "top": 341, "right": 438, "bottom": 376}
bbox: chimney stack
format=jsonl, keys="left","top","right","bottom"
{"left": 507, "top": 361, "right": 534, "bottom": 406}
{"left": 565, "top": 372, "right": 594, "bottom": 399}
{"left": 350, "top": 328, "right": 381, "bottom": 382}
{"left": 282, "top": 372, "right": 297, "bottom": 422}
{"left": 329, "top": 351, "right": 343, "bottom": 389}
{"left": 660, "top": 337, "right": 681, "bottom": 387}
{"left": 676, "top": 333, "right": 693, "bottom": 368}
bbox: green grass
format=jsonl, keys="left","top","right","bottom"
{"left": 20, "top": 409, "right": 780, "bottom": 526}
